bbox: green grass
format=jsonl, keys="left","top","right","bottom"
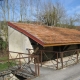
{"left": 0, "top": 62, "right": 9, "bottom": 71}
{"left": 0, "top": 62, "right": 16, "bottom": 71}
{"left": 0, "top": 61, "right": 16, "bottom": 71}
{"left": 0, "top": 56, "right": 8, "bottom": 61}
{"left": 0, "top": 56, "right": 16, "bottom": 71}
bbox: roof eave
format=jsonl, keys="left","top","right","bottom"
{"left": 44, "top": 42, "right": 80, "bottom": 47}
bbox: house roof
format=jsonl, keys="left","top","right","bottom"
{"left": 8, "top": 22, "right": 80, "bottom": 47}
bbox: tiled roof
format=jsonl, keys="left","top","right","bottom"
{"left": 8, "top": 22, "right": 80, "bottom": 47}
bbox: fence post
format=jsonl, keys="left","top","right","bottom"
{"left": 60, "top": 52, "right": 63, "bottom": 69}
{"left": 8, "top": 51, "right": 10, "bottom": 68}
{"left": 41, "top": 50, "right": 42, "bottom": 67}
{"left": 57, "top": 52, "right": 58, "bottom": 69}
{"left": 77, "top": 50, "right": 79, "bottom": 63}
{"left": 19, "top": 53, "right": 21, "bottom": 69}
{"left": 35, "top": 56, "right": 40, "bottom": 76}
{"left": 37, "top": 56, "right": 40, "bottom": 76}
{"left": 34, "top": 58, "right": 37, "bottom": 76}
{"left": 27, "top": 49, "right": 31, "bottom": 63}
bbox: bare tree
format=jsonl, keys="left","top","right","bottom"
{"left": 10, "top": 0, "right": 15, "bottom": 21}
{"left": 0, "top": 0, "right": 8, "bottom": 53}
{"left": 70, "top": 14, "right": 80, "bottom": 26}
{"left": 19, "top": 0, "right": 28, "bottom": 22}
{"left": 0, "top": 0, "right": 6, "bottom": 21}
{"left": 37, "top": 1, "right": 66, "bottom": 26}
{"left": 6, "top": 0, "right": 10, "bottom": 21}
{"left": 62, "top": 13, "right": 80, "bottom": 28}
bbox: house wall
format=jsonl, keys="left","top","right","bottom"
{"left": 8, "top": 26, "right": 34, "bottom": 61}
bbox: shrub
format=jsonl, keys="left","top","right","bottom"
{"left": 0, "top": 37, "right": 7, "bottom": 51}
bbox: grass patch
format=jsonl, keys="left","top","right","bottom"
{"left": 0, "top": 62, "right": 16, "bottom": 71}
{"left": 0, "top": 62, "right": 9, "bottom": 71}
{"left": 0, "top": 56, "right": 8, "bottom": 61}
{"left": 0, "top": 56, "right": 17, "bottom": 71}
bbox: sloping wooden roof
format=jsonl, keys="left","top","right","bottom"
{"left": 8, "top": 22, "right": 80, "bottom": 47}
{"left": 76, "top": 27, "right": 80, "bottom": 31}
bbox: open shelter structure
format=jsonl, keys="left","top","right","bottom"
{"left": 8, "top": 22, "right": 80, "bottom": 69}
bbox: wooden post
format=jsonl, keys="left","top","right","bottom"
{"left": 34, "top": 58, "right": 37, "bottom": 76}
{"left": 28, "top": 49, "right": 30, "bottom": 63}
{"left": 41, "top": 51, "right": 42, "bottom": 67}
{"left": 60, "top": 52, "right": 63, "bottom": 69}
{"left": 8, "top": 51, "right": 10, "bottom": 68}
{"left": 37, "top": 56, "right": 40, "bottom": 76}
{"left": 19, "top": 53, "right": 21, "bottom": 69}
{"left": 77, "top": 50, "right": 79, "bottom": 63}
{"left": 57, "top": 53, "right": 58, "bottom": 69}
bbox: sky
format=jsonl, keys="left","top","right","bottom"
{"left": 30, "top": 0, "right": 80, "bottom": 20}
{"left": 31, "top": 0, "right": 80, "bottom": 19}
{"left": 57, "top": 0, "right": 80, "bottom": 16}
{"left": 0, "top": 0, "right": 80, "bottom": 25}
{"left": 48, "top": 0, "right": 80, "bottom": 25}
{"left": 11, "top": 0, "right": 80, "bottom": 19}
